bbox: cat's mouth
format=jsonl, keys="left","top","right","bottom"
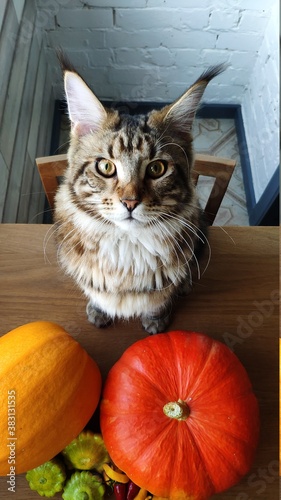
{"left": 121, "top": 208, "right": 141, "bottom": 222}
{"left": 115, "top": 212, "right": 144, "bottom": 230}
{"left": 124, "top": 214, "right": 140, "bottom": 224}
{"left": 125, "top": 213, "right": 136, "bottom": 221}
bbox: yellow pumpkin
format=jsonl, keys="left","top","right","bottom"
{"left": 0, "top": 321, "right": 102, "bottom": 475}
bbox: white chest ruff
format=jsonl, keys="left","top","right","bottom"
{"left": 60, "top": 222, "right": 189, "bottom": 319}
{"left": 97, "top": 232, "right": 186, "bottom": 316}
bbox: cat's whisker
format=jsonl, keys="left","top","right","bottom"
{"left": 56, "top": 226, "right": 79, "bottom": 262}
{"left": 185, "top": 219, "right": 212, "bottom": 276}
{"left": 154, "top": 127, "right": 173, "bottom": 146}
{"left": 55, "top": 139, "right": 71, "bottom": 154}
{"left": 213, "top": 224, "right": 236, "bottom": 244}
{"left": 163, "top": 210, "right": 210, "bottom": 249}
{"left": 146, "top": 217, "right": 181, "bottom": 290}
{"left": 20, "top": 190, "right": 46, "bottom": 197}
{"left": 156, "top": 215, "right": 193, "bottom": 285}
{"left": 53, "top": 217, "right": 84, "bottom": 256}
{"left": 43, "top": 224, "right": 59, "bottom": 264}
{"left": 171, "top": 226, "right": 199, "bottom": 280}
{"left": 157, "top": 140, "right": 190, "bottom": 169}
{"left": 158, "top": 214, "right": 199, "bottom": 281}
{"left": 161, "top": 211, "right": 205, "bottom": 243}
{"left": 138, "top": 219, "right": 179, "bottom": 281}
{"left": 159, "top": 210, "right": 211, "bottom": 278}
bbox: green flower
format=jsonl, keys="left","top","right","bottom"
{"left": 62, "top": 431, "right": 109, "bottom": 472}
{"left": 26, "top": 458, "right": 66, "bottom": 497}
{"left": 62, "top": 471, "right": 105, "bottom": 500}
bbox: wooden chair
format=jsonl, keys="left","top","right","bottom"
{"left": 36, "top": 153, "right": 236, "bottom": 225}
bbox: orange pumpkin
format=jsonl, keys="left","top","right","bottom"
{"left": 100, "top": 331, "right": 259, "bottom": 500}
{"left": 0, "top": 321, "right": 101, "bottom": 475}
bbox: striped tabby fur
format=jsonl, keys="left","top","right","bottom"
{"left": 54, "top": 60, "right": 224, "bottom": 333}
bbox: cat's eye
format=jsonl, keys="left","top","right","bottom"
{"left": 146, "top": 160, "right": 167, "bottom": 179}
{"left": 96, "top": 158, "right": 116, "bottom": 178}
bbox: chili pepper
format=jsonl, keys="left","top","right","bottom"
{"left": 126, "top": 480, "right": 140, "bottom": 500}
{"left": 132, "top": 487, "right": 148, "bottom": 500}
{"left": 114, "top": 481, "right": 128, "bottom": 500}
{"left": 103, "top": 463, "right": 129, "bottom": 484}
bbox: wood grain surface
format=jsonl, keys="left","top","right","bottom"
{"left": 0, "top": 224, "right": 279, "bottom": 499}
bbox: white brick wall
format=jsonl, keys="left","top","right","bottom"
{"left": 242, "top": 0, "right": 279, "bottom": 202}
{"left": 39, "top": 0, "right": 275, "bottom": 104}
{"left": 57, "top": 7, "right": 113, "bottom": 28}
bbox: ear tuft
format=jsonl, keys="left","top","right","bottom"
{"left": 63, "top": 68, "right": 107, "bottom": 137}
{"left": 194, "top": 63, "right": 227, "bottom": 85}
{"left": 56, "top": 47, "right": 76, "bottom": 74}
{"left": 164, "top": 64, "right": 226, "bottom": 132}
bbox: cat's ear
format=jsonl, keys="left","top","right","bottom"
{"left": 163, "top": 65, "right": 226, "bottom": 132}
{"left": 64, "top": 70, "right": 107, "bottom": 136}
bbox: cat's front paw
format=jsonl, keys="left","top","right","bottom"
{"left": 141, "top": 310, "right": 172, "bottom": 335}
{"left": 86, "top": 302, "right": 113, "bottom": 328}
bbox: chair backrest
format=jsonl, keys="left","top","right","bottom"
{"left": 36, "top": 154, "right": 68, "bottom": 212}
{"left": 36, "top": 153, "right": 236, "bottom": 225}
{"left": 193, "top": 154, "right": 236, "bottom": 224}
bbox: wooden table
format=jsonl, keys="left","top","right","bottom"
{"left": 0, "top": 224, "right": 279, "bottom": 499}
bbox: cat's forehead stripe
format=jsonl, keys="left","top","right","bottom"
{"left": 118, "top": 135, "right": 126, "bottom": 153}
{"left": 107, "top": 144, "right": 113, "bottom": 158}
{"left": 109, "top": 114, "right": 156, "bottom": 159}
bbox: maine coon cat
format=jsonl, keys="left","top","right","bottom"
{"left": 54, "top": 59, "right": 224, "bottom": 334}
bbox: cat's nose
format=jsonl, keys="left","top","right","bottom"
{"left": 121, "top": 199, "right": 140, "bottom": 212}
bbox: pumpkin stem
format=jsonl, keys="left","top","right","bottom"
{"left": 163, "top": 399, "right": 190, "bottom": 420}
